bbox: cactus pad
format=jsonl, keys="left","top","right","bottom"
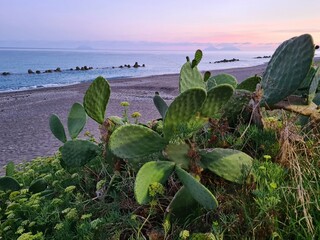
{"left": 166, "top": 186, "right": 199, "bottom": 220}
{"left": 261, "top": 34, "right": 314, "bottom": 106}
{"left": 134, "top": 161, "right": 175, "bottom": 204}
{"left": 200, "top": 84, "right": 234, "bottom": 118}
{"left": 307, "top": 66, "right": 320, "bottom": 104}
{"left": 207, "top": 73, "right": 237, "bottom": 91}
{"left": 109, "top": 124, "right": 168, "bottom": 159}
{"left": 163, "top": 88, "right": 206, "bottom": 140}
{"left": 194, "top": 49, "right": 203, "bottom": 66}
{"left": 60, "top": 140, "right": 100, "bottom": 168}
{"left": 175, "top": 166, "right": 218, "bottom": 210}
{"left": 179, "top": 60, "right": 205, "bottom": 93}
{"left": 49, "top": 114, "right": 67, "bottom": 143}
{"left": 237, "top": 76, "right": 262, "bottom": 92}
{"left": 153, "top": 92, "right": 168, "bottom": 119}
{"left": 29, "top": 178, "right": 48, "bottom": 194}
{"left": 68, "top": 103, "right": 87, "bottom": 139}
{"left": 204, "top": 71, "right": 211, "bottom": 82}
{"left": 83, "top": 76, "right": 110, "bottom": 124}
{"left": 200, "top": 148, "right": 253, "bottom": 183}
{"left": 0, "top": 176, "right": 20, "bottom": 192}
{"left": 164, "top": 143, "right": 190, "bottom": 169}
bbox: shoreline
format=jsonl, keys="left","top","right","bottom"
{"left": 0, "top": 63, "right": 279, "bottom": 167}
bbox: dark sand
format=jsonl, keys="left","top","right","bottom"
{"left": 0, "top": 64, "right": 267, "bottom": 167}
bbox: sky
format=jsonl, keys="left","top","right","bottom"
{"left": 0, "top": 0, "right": 320, "bottom": 51}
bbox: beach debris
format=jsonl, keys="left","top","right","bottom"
{"left": 28, "top": 69, "right": 35, "bottom": 74}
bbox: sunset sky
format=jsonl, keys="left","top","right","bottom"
{"left": 1, "top": 0, "right": 319, "bottom": 51}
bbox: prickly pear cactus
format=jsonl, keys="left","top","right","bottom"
{"left": 200, "top": 148, "right": 253, "bottom": 183}
{"left": 207, "top": 73, "right": 237, "bottom": 91}
{"left": 307, "top": 66, "right": 320, "bottom": 104}
{"left": 134, "top": 161, "right": 175, "bottom": 204}
{"left": 153, "top": 92, "right": 168, "bottom": 119}
{"left": 49, "top": 114, "right": 67, "bottom": 143}
{"left": 193, "top": 49, "right": 203, "bottom": 67}
{"left": 200, "top": 84, "right": 234, "bottom": 118}
{"left": 163, "top": 88, "right": 206, "bottom": 140}
{"left": 0, "top": 176, "right": 21, "bottom": 192}
{"left": 261, "top": 34, "right": 314, "bottom": 106}
{"left": 204, "top": 71, "right": 211, "bottom": 82}
{"left": 166, "top": 186, "right": 199, "bottom": 220}
{"left": 109, "top": 125, "right": 168, "bottom": 159}
{"left": 164, "top": 143, "right": 190, "bottom": 169}
{"left": 29, "top": 178, "right": 48, "bottom": 194}
{"left": 60, "top": 140, "right": 100, "bottom": 168}
{"left": 175, "top": 166, "right": 218, "bottom": 210}
{"left": 68, "top": 103, "right": 87, "bottom": 139}
{"left": 222, "top": 89, "right": 252, "bottom": 127}
{"left": 237, "top": 75, "right": 262, "bottom": 92}
{"left": 179, "top": 56, "right": 205, "bottom": 93}
{"left": 83, "top": 76, "right": 110, "bottom": 124}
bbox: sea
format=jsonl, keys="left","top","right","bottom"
{"left": 0, "top": 48, "right": 273, "bottom": 93}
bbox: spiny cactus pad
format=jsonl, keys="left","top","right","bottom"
{"left": 307, "top": 66, "right": 320, "bottom": 104}
{"left": 83, "top": 76, "right": 110, "bottom": 124}
{"left": 29, "top": 178, "right": 48, "bottom": 194}
{"left": 134, "top": 161, "right": 175, "bottom": 204}
{"left": 200, "top": 148, "right": 253, "bottom": 183}
{"left": 166, "top": 186, "right": 199, "bottom": 220}
{"left": 49, "top": 114, "right": 67, "bottom": 143}
{"left": 207, "top": 73, "right": 237, "bottom": 91}
{"left": 60, "top": 140, "right": 100, "bottom": 168}
{"left": 194, "top": 49, "right": 203, "bottom": 66}
{"left": 261, "top": 34, "right": 314, "bottom": 106}
{"left": 109, "top": 124, "right": 168, "bottom": 159}
{"left": 200, "top": 84, "right": 234, "bottom": 118}
{"left": 164, "top": 143, "right": 190, "bottom": 169}
{"left": 163, "top": 88, "right": 206, "bottom": 140}
{"left": 0, "top": 176, "right": 21, "bottom": 192}
{"left": 222, "top": 89, "right": 252, "bottom": 126}
{"left": 179, "top": 60, "right": 205, "bottom": 93}
{"left": 237, "top": 76, "right": 262, "bottom": 92}
{"left": 68, "top": 103, "right": 87, "bottom": 139}
{"left": 153, "top": 92, "right": 168, "bottom": 119}
{"left": 5, "top": 161, "right": 14, "bottom": 177}
{"left": 175, "top": 166, "right": 218, "bottom": 210}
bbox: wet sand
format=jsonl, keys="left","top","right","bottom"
{"left": 0, "top": 64, "right": 267, "bottom": 167}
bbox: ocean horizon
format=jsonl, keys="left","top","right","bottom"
{"left": 0, "top": 48, "right": 273, "bottom": 93}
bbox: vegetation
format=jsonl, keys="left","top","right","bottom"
{"left": 0, "top": 34, "right": 319, "bottom": 239}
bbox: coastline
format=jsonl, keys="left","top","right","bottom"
{"left": 0, "top": 63, "right": 270, "bottom": 167}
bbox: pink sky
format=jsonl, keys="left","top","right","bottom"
{"left": 0, "top": 0, "right": 319, "bottom": 50}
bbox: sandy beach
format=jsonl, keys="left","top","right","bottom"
{"left": 0, "top": 64, "right": 268, "bottom": 167}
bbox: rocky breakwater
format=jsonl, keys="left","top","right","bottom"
{"left": 210, "top": 58, "right": 240, "bottom": 64}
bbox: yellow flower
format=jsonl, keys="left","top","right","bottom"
{"left": 120, "top": 101, "right": 130, "bottom": 107}
{"left": 148, "top": 182, "right": 165, "bottom": 197}
{"left": 263, "top": 155, "right": 272, "bottom": 161}
{"left": 131, "top": 111, "right": 142, "bottom": 118}
{"left": 270, "top": 182, "right": 277, "bottom": 189}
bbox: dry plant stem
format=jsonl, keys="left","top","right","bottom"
{"left": 278, "top": 120, "right": 315, "bottom": 234}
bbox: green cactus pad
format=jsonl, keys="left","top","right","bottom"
{"left": 261, "top": 34, "right": 314, "bottom": 106}
{"left": 222, "top": 89, "right": 252, "bottom": 126}
{"left": 60, "top": 140, "right": 100, "bottom": 168}
{"left": 307, "top": 66, "right": 320, "bottom": 104}
{"left": 237, "top": 75, "right": 262, "bottom": 92}
{"left": 153, "top": 92, "right": 168, "bottom": 119}
{"left": 29, "top": 178, "right": 48, "bottom": 194}
{"left": 179, "top": 60, "right": 205, "bottom": 93}
{"left": 0, "top": 176, "right": 21, "bottom": 192}
{"left": 166, "top": 186, "right": 199, "bottom": 220}
{"left": 296, "top": 66, "right": 318, "bottom": 92}
{"left": 163, "top": 88, "right": 206, "bottom": 140}
{"left": 109, "top": 124, "right": 168, "bottom": 159}
{"left": 164, "top": 143, "right": 190, "bottom": 169}
{"left": 204, "top": 71, "right": 211, "bottom": 82}
{"left": 200, "top": 148, "right": 253, "bottom": 183}
{"left": 83, "top": 76, "right": 110, "bottom": 124}
{"left": 194, "top": 49, "right": 203, "bottom": 66}
{"left": 200, "top": 84, "right": 234, "bottom": 118}
{"left": 49, "top": 114, "right": 67, "bottom": 143}
{"left": 175, "top": 166, "right": 218, "bottom": 210}
{"left": 134, "top": 161, "right": 175, "bottom": 204}
{"left": 207, "top": 73, "right": 237, "bottom": 91}
{"left": 5, "top": 161, "right": 14, "bottom": 177}
{"left": 68, "top": 103, "right": 87, "bottom": 139}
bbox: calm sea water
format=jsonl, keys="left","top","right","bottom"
{"left": 0, "top": 48, "right": 273, "bottom": 92}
